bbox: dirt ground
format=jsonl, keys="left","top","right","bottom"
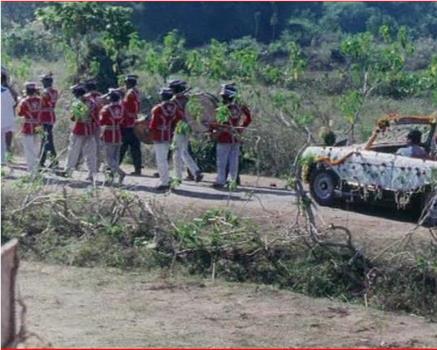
{"left": 3, "top": 160, "right": 435, "bottom": 258}
{"left": 18, "top": 261, "right": 437, "bottom": 348}
{"left": 3, "top": 160, "right": 437, "bottom": 347}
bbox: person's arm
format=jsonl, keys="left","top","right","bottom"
{"left": 241, "top": 105, "right": 252, "bottom": 128}
{"left": 99, "top": 107, "right": 110, "bottom": 126}
{"left": 172, "top": 109, "right": 184, "bottom": 131}
{"left": 90, "top": 101, "right": 99, "bottom": 125}
{"left": 16, "top": 99, "right": 28, "bottom": 118}
{"left": 396, "top": 147, "right": 410, "bottom": 157}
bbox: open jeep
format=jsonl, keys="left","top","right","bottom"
{"left": 302, "top": 115, "right": 437, "bottom": 225}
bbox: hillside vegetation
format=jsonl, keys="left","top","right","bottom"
{"left": 2, "top": 2, "right": 436, "bottom": 176}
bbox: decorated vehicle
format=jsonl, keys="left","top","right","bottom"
{"left": 302, "top": 114, "right": 437, "bottom": 225}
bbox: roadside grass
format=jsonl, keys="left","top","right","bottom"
{"left": 2, "top": 183, "right": 436, "bottom": 318}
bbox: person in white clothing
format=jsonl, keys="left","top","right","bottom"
{"left": 209, "top": 84, "right": 252, "bottom": 188}
{"left": 1, "top": 72, "right": 16, "bottom": 165}
{"left": 169, "top": 79, "right": 203, "bottom": 182}
{"left": 149, "top": 88, "right": 182, "bottom": 191}
{"left": 63, "top": 84, "right": 98, "bottom": 182}
{"left": 16, "top": 82, "right": 42, "bottom": 173}
{"left": 396, "top": 129, "right": 428, "bottom": 159}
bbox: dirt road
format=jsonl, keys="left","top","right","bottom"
{"left": 18, "top": 261, "right": 437, "bottom": 348}
{"left": 3, "top": 160, "right": 435, "bottom": 257}
{"left": 4, "top": 161, "right": 437, "bottom": 347}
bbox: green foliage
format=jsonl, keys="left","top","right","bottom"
{"left": 1, "top": 22, "right": 59, "bottom": 60}
{"left": 141, "top": 30, "right": 186, "bottom": 79}
{"left": 174, "top": 120, "right": 191, "bottom": 135}
{"left": 36, "top": 3, "right": 135, "bottom": 79}
{"left": 186, "top": 50, "right": 205, "bottom": 77}
{"left": 285, "top": 42, "right": 307, "bottom": 81}
{"left": 1, "top": 53, "right": 32, "bottom": 82}
{"left": 205, "top": 39, "right": 229, "bottom": 80}
{"left": 229, "top": 46, "right": 260, "bottom": 81}
{"left": 215, "top": 103, "right": 231, "bottom": 123}
{"left": 339, "top": 90, "right": 364, "bottom": 125}
{"left": 71, "top": 100, "right": 90, "bottom": 121}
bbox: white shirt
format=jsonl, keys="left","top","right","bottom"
{"left": 396, "top": 145, "right": 427, "bottom": 158}
{"left": 1, "top": 85, "right": 16, "bottom": 131}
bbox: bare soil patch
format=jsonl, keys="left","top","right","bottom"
{"left": 18, "top": 261, "right": 437, "bottom": 348}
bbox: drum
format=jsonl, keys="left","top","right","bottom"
{"left": 186, "top": 92, "right": 218, "bottom": 133}
{"left": 133, "top": 115, "right": 153, "bottom": 144}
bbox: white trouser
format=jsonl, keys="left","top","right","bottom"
{"left": 65, "top": 134, "right": 97, "bottom": 176}
{"left": 154, "top": 142, "right": 170, "bottom": 186}
{"left": 173, "top": 133, "right": 200, "bottom": 179}
{"left": 1, "top": 129, "right": 6, "bottom": 165}
{"left": 216, "top": 143, "right": 240, "bottom": 185}
{"left": 104, "top": 143, "right": 124, "bottom": 176}
{"left": 94, "top": 127, "right": 103, "bottom": 170}
{"left": 22, "top": 134, "right": 40, "bottom": 172}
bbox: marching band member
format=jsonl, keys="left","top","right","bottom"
{"left": 84, "top": 78, "right": 104, "bottom": 170}
{"left": 100, "top": 89, "right": 126, "bottom": 184}
{"left": 16, "top": 82, "right": 42, "bottom": 173}
{"left": 210, "top": 83, "right": 252, "bottom": 188}
{"left": 120, "top": 74, "right": 142, "bottom": 175}
{"left": 63, "top": 84, "right": 98, "bottom": 182}
{"left": 149, "top": 88, "right": 182, "bottom": 191}
{"left": 169, "top": 79, "right": 203, "bottom": 182}
{"left": 39, "top": 73, "right": 59, "bottom": 168}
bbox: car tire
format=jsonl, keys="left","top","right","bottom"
{"left": 310, "top": 168, "right": 339, "bottom": 206}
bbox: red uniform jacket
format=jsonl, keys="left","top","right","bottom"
{"left": 84, "top": 91, "right": 102, "bottom": 131}
{"left": 16, "top": 96, "right": 42, "bottom": 135}
{"left": 121, "top": 88, "right": 140, "bottom": 128}
{"left": 149, "top": 101, "right": 182, "bottom": 142}
{"left": 71, "top": 98, "right": 99, "bottom": 136}
{"left": 40, "top": 87, "right": 58, "bottom": 124}
{"left": 85, "top": 91, "right": 103, "bottom": 111}
{"left": 99, "top": 102, "right": 125, "bottom": 144}
{"left": 210, "top": 103, "right": 252, "bottom": 143}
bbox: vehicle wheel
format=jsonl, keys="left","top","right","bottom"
{"left": 310, "top": 169, "right": 338, "bottom": 206}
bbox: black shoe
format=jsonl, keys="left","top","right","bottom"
{"left": 185, "top": 174, "right": 195, "bottom": 181}
{"left": 195, "top": 171, "right": 204, "bottom": 183}
{"left": 212, "top": 182, "right": 225, "bottom": 189}
{"left": 56, "top": 169, "right": 70, "bottom": 177}
{"left": 155, "top": 184, "right": 170, "bottom": 192}
{"left": 153, "top": 172, "right": 160, "bottom": 178}
{"left": 118, "top": 172, "right": 126, "bottom": 185}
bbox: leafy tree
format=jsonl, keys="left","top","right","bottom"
{"left": 36, "top": 3, "right": 135, "bottom": 80}
{"left": 340, "top": 25, "right": 415, "bottom": 142}
{"left": 285, "top": 42, "right": 307, "bottom": 82}
{"left": 141, "top": 30, "right": 186, "bottom": 80}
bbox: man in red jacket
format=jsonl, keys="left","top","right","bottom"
{"left": 149, "top": 88, "right": 182, "bottom": 190}
{"left": 84, "top": 78, "right": 103, "bottom": 170}
{"left": 39, "top": 73, "right": 59, "bottom": 168}
{"left": 100, "top": 88, "right": 126, "bottom": 185}
{"left": 169, "top": 79, "right": 203, "bottom": 183}
{"left": 63, "top": 84, "right": 98, "bottom": 182}
{"left": 16, "top": 82, "right": 42, "bottom": 173}
{"left": 210, "top": 83, "right": 252, "bottom": 188}
{"left": 120, "top": 74, "right": 142, "bottom": 175}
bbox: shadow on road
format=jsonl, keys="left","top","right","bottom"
{"left": 334, "top": 201, "right": 419, "bottom": 224}
{"left": 171, "top": 188, "right": 244, "bottom": 201}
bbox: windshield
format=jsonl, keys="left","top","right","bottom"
{"left": 371, "top": 121, "right": 433, "bottom": 146}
